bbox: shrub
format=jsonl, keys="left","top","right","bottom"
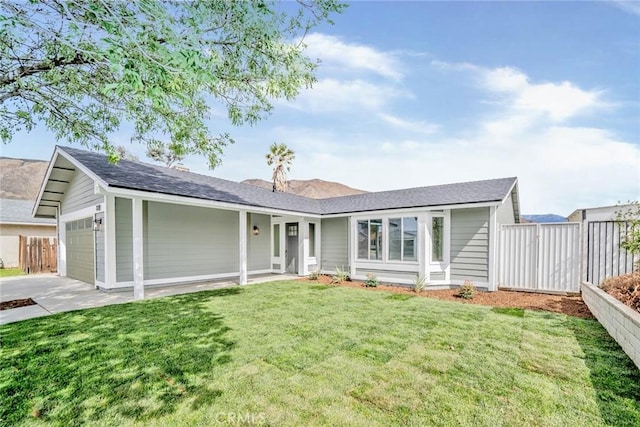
{"left": 364, "top": 273, "right": 379, "bottom": 287}
{"left": 331, "top": 266, "right": 349, "bottom": 284}
{"left": 457, "top": 280, "right": 475, "bottom": 299}
{"left": 615, "top": 202, "right": 640, "bottom": 270}
{"left": 413, "top": 274, "right": 427, "bottom": 293}
{"left": 308, "top": 270, "right": 320, "bottom": 280}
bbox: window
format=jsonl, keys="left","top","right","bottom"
{"left": 287, "top": 224, "right": 298, "bottom": 236}
{"left": 309, "top": 223, "right": 316, "bottom": 257}
{"left": 389, "top": 218, "right": 402, "bottom": 261}
{"left": 357, "top": 219, "right": 383, "bottom": 260}
{"left": 432, "top": 217, "right": 444, "bottom": 262}
{"left": 358, "top": 221, "right": 368, "bottom": 259}
{"left": 403, "top": 217, "right": 417, "bottom": 261}
{"left": 388, "top": 217, "right": 417, "bottom": 262}
{"left": 273, "top": 224, "right": 280, "bottom": 256}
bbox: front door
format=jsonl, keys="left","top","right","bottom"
{"left": 285, "top": 222, "right": 298, "bottom": 274}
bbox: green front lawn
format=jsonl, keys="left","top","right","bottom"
{"left": 1, "top": 281, "right": 639, "bottom": 426}
{"left": 0, "top": 267, "right": 24, "bottom": 278}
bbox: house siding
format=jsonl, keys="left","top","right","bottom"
{"left": 321, "top": 217, "right": 348, "bottom": 272}
{"left": 143, "top": 202, "right": 239, "bottom": 280}
{"left": 115, "top": 197, "right": 133, "bottom": 282}
{"left": 497, "top": 192, "right": 515, "bottom": 225}
{"left": 450, "top": 207, "right": 489, "bottom": 282}
{"left": 355, "top": 268, "right": 417, "bottom": 283}
{"left": 60, "top": 170, "right": 103, "bottom": 215}
{"left": 248, "top": 213, "right": 271, "bottom": 271}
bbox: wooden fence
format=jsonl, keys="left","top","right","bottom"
{"left": 18, "top": 236, "right": 57, "bottom": 274}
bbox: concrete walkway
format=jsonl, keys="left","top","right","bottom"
{"left": 0, "top": 273, "right": 297, "bottom": 325}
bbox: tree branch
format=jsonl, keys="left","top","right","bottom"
{"left": 0, "top": 53, "right": 90, "bottom": 87}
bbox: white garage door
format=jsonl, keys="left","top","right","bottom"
{"left": 66, "top": 217, "right": 95, "bottom": 285}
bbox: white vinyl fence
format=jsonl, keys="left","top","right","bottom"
{"left": 498, "top": 223, "right": 581, "bottom": 293}
{"left": 586, "top": 221, "right": 637, "bottom": 286}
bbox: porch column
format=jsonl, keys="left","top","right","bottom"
{"left": 58, "top": 206, "right": 67, "bottom": 277}
{"left": 239, "top": 210, "right": 247, "bottom": 285}
{"left": 302, "top": 218, "right": 311, "bottom": 276}
{"left": 418, "top": 213, "right": 427, "bottom": 280}
{"left": 349, "top": 217, "right": 356, "bottom": 279}
{"left": 104, "top": 195, "right": 117, "bottom": 288}
{"left": 132, "top": 198, "right": 144, "bottom": 299}
{"left": 488, "top": 205, "right": 498, "bottom": 292}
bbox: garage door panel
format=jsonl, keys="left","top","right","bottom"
{"left": 66, "top": 217, "right": 95, "bottom": 285}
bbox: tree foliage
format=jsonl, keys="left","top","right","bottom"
{"left": 1, "top": 0, "right": 345, "bottom": 167}
{"left": 616, "top": 202, "right": 640, "bottom": 269}
{"left": 266, "top": 142, "right": 294, "bottom": 192}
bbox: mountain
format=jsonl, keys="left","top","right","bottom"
{"left": 241, "top": 178, "right": 367, "bottom": 199}
{"left": 0, "top": 157, "right": 49, "bottom": 200}
{"left": 521, "top": 214, "right": 568, "bottom": 223}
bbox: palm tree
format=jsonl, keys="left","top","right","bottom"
{"left": 266, "top": 143, "right": 295, "bottom": 192}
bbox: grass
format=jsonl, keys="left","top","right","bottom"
{"left": 1, "top": 281, "right": 639, "bottom": 426}
{"left": 0, "top": 268, "right": 24, "bottom": 278}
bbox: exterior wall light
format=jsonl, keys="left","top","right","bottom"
{"left": 252, "top": 225, "right": 260, "bottom": 236}
{"left": 94, "top": 218, "right": 103, "bottom": 231}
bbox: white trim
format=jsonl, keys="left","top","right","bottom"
{"left": 101, "top": 186, "right": 322, "bottom": 219}
{"left": 354, "top": 261, "right": 419, "bottom": 272}
{"left": 350, "top": 274, "right": 414, "bottom": 286}
{"left": 132, "top": 198, "right": 144, "bottom": 299}
{"left": 239, "top": 210, "right": 248, "bottom": 285}
{"left": 33, "top": 148, "right": 110, "bottom": 218}
{"left": 32, "top": 150, "right": 61, "bottom": 217}
{"left": 322, "top": 201, "right": 501, "bottom": 219}
{"left": 500, "top": 179, "right": 518, "bottom": 205}
{"left": 59, "top": 204, "right": 103, "bottom": 222}
{"left": 110, "top": 269, "right": 274, "bottom": 289}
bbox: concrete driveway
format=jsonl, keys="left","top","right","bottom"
{"left": 0, "top": 273, "right": 297, "bottom": 325}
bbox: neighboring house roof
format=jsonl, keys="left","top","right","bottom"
{"left": 567, "top": 203, "right": 636, "bottom": 222}
{"left": 1, "top": 199, "right": 56, "bottom": 225}
{"left": 35, "top": 146, "right": 518, "bottom": 217}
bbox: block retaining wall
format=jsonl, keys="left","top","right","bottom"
{"left": 581, "top": 281, "right": 640, "bottom": 369}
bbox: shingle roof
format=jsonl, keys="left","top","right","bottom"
{"left": 318, "top": 178, "right": 517, "bottom": 214}
{"left": 58, "top": 146, "right": 516, "bottom": 215}
{"left": 1, "top": 199, "right": 56, "bottom": 224}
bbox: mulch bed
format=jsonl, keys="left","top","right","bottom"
{"left": 0, "top": 298, "right": 37, "bottom": 311}
{"left": 299, "top": 276, "right": 593, "bottom": 319}
{"left": 600, "top": 272, "right": 640, "bottom": 313}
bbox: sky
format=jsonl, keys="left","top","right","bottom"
{"left": 2, "top": 1, "right": 639, "bottom": 215}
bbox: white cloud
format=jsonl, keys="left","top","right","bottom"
{"left": 378, "top": 113, "right": 439, "bottom": 135}
{"left": 303, "top": 33, "right": 403, "bottom": 80}
{"left": 481, "top": 67, "right": 605, "bottom": 121}
{"left": 200, "top": 58, "right": 638, "bottom": 216}
{"left": 290, "top": 78, "right": 410, "bottom": 113}
{"left": 610, "top": 0, "right": 640, "bottom": 16}
{"left": 285, "top": 124, "right": 639, "bottom": 215}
